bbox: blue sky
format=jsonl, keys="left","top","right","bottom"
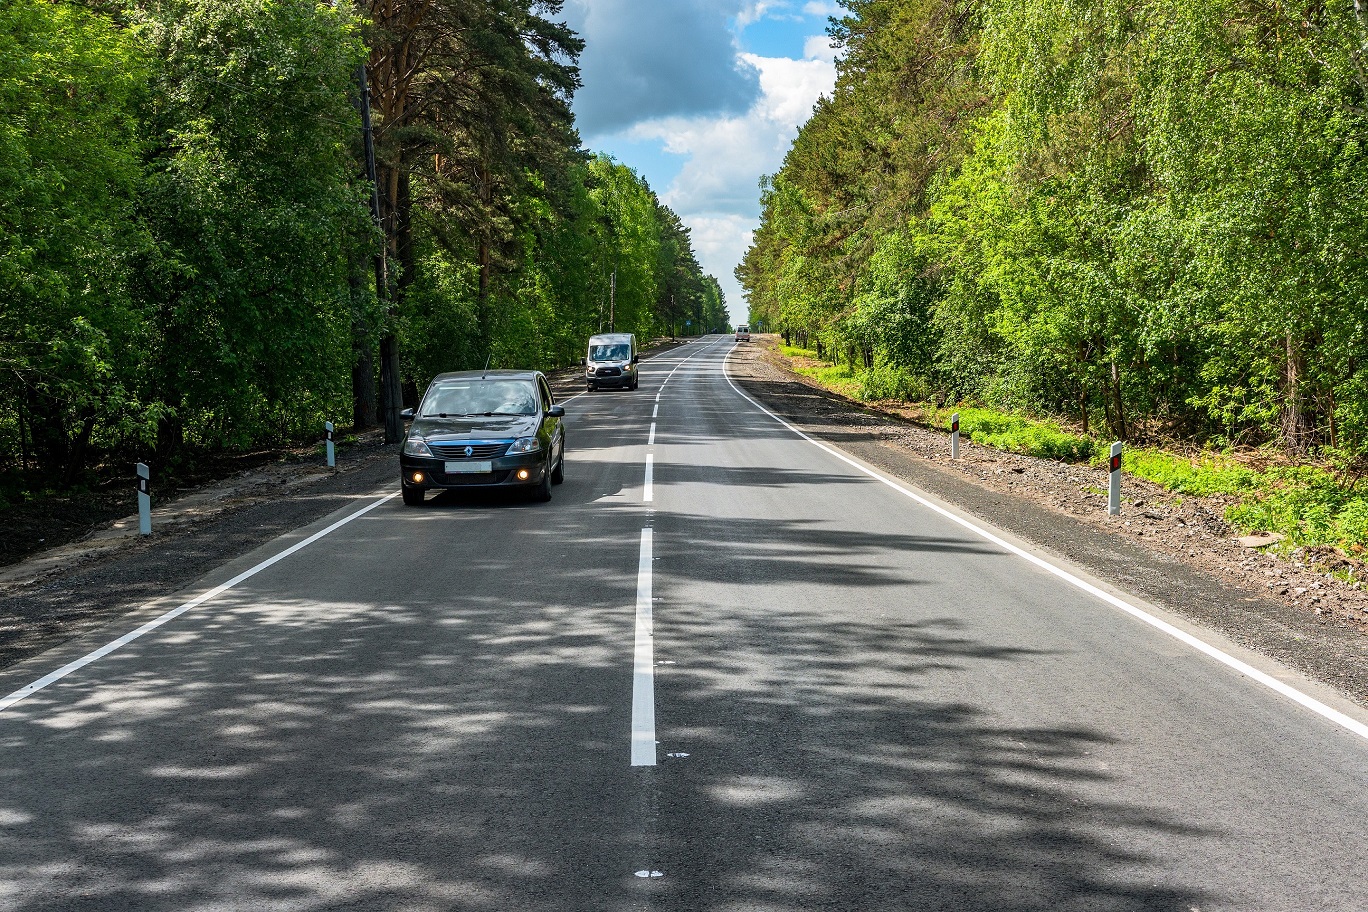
{"left": 562, "top": 1, "right": 843, "bottom": 324}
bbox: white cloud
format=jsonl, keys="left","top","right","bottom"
{"left": 803, "top": 34, "right": 838, "bottom": 64}
{"left": 736, "top": 1, "right": 790, "bottom": 27}
{"left": 566, "top": 0, "right": 760, "bottom": 135}
{"left": 625, "top": 41, "right": 837, "bottom": 319}
{"left": 802, "top": 1, "right": 844, "bottom": 16}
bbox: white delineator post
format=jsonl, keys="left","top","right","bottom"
{"left": 1108, "top": 441, "right": 1122, "bottom": 516}
{"left": 325, "top": 421, "right": 336, "bottom": 469}
{"left": 951, "top": 413, "right": 961, "bottom": 460}
{"left": 136, "top": 462, "right": 151, "bottom": 535}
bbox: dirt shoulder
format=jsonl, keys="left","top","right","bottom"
{"left": 729, "top": 337, "right": 1368, "bottom": 708}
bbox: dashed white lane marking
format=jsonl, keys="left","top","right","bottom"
{"left": 631, "top": 528, "right": 656, "bottom": 766}
{"left": 643, "top": 455, "right": 654, "bottom": 503}
{"left": 721, "top": 345, "right": 1368, "bottom": 747}
{"left": 0, "top": 492, "right": 401, "bottom": 715}
{"left": 652, "top": 404, "right": 658, "bottom": 419}
{"left": 649, "top": 423, "right": 656, "bottom": 446}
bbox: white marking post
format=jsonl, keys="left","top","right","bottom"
{"left": 951, "top": 413, "right": 960, "bottom": 460}
{"left": 136, "top": 463, "right": 151, "bottom": 536}
{"left": 324, "top": 421, "right": 336, "bottom": 469}
{"left": 631, "top": 528, "right": 656, "bottom": 766}
{"left": 1108, "top": 441, "right": 1122, "bottom": 516}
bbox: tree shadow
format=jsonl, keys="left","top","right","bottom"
{"left": 0, "top": 503, "right": 1226, "bottom": 910}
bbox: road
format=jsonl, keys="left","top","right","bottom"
{"left": 1, "top": 337, "right": 1366, "bottom": 910}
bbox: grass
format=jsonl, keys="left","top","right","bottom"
{"left": 933, "top": 406, "right": 1095, "bottom": 462}
{"left": 771, "top": 343, "right": 1368, "bottom": 558}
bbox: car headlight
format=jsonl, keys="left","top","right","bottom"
{"left": 403, "top": 435, "right": 433, "bottom": 457}
{"left": 506, "top": 436, "right": 541, "bottom": 455}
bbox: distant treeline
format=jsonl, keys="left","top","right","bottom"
{"left": 0, "top": 0, "right": 726, "bottom": 498}
{"left": 740, "top": 0, "right": 1368, "bottom": 458}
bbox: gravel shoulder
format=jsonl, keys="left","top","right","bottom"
{"left": 728, "top": 337, "right": 1368, "bottom": 708}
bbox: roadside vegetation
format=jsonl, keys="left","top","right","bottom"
{"left": 776, "top": 343, "right": 1368, "bottom": 556}
{"left": 743, "top": 0, "right": 1368, "bottom": 556}
{"left": 0, "top": 0, "right": 728, "bottom": 506}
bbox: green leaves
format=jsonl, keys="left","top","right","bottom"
{"left": 743, "top": 0, "right": 1368, "bottom": 457}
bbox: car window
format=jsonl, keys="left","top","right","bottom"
{"left": 590, "top": 344, "right": 630, "bottom": 361}
{"left": 539, "top": 379, "right": 553, "bottom": 409}
{"left": 420, "top": 380, "right": 538, "bottom": 417}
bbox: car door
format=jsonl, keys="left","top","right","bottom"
{"left": 538, "top": 377, "right": 561, "bottom": 460}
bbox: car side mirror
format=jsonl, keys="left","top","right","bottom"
{"left": 580, "top": 357, "right": 586, "bottom": 365}
{"left": 631, "top": 354, "right": 640, "bottom": 364}
{"left": 547, "top": 405, "right": 565, "bottom": 418}
{"left": 400, "top": 408, "right": 415, "bottom": 420}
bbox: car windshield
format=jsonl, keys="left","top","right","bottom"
{"left": 420, "top": 380, "right": 538, "bottom": 417}
{"left": 589, "top": 344, "right": 630, "bottom": 362}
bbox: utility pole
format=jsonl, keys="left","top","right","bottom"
{"left": 358, "top": 63, "right": 402, "bottom": 444}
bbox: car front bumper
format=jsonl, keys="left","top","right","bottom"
{"left": 588, "top": 372, "right": 634, "bottom": 388}
{"left": 400, "top": 451, "right": 547, "bottom": 489}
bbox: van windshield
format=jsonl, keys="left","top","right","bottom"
{"left": 590, "top": 344, "right": 630, "bottom": 362}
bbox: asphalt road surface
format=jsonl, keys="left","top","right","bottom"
{"left": 1, "top": 337, "right": 1366, "bottom": 911}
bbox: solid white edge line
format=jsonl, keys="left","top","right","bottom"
{"left": 721, "top": 344, "right": 1368, "bottom": 746}
{"left": 644, "top": 455, "right": 654, "bottom": 503}
{"left": 631, "top": 528, "right": 657, "bottom": 766}
{"left": 0, "top": 492, "right": 401, "bottom": 715}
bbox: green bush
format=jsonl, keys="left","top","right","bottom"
{"left": 1120, "top": 449, "right": 1257, "bottom": 496}
{"left": 945, "top": 407, "right": 1094, "bottom": 461}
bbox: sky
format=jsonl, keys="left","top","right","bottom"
{"left": 562, "top": 0, "right": 843, "bottom": 326}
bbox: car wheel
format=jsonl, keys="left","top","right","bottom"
{"left": 631, "top": 376, "right": 639, "bottom": 390}
{"left": 587, "top": 383, "right": 596, "bottom": 392}
{"left": 401, "top": 484, "right": 425, "bottom": 506}
{"left": 534, "top": 459, "right": 553, "bottom": 502}
{"left": 551, "top": 449, "right": 565, "bottom": 484}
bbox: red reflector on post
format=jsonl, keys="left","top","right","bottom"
{"left": 1109, "top": 455, "right": 1121, "bottom": 472}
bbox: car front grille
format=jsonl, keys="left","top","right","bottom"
{"left": 429, "top": 442, "right": 510, "bottom": 459}
{"left": 594, "top": 367, "right": 622, "bottom": 377}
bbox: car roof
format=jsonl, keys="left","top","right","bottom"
{"left": 429, "top": 370, "right": 541, "bottom": 383}
{"left": 588, "top": 333, "right": 634, "bottom": 343}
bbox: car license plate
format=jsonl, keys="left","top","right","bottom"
{"left": 445, "top": 461, "right": 492, "bottom": 474}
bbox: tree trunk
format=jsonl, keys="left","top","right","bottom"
{"left": 1282, "top": 331, "right": 1310, "bottom": 454}
{"left": 1079, "top": 384, "right": 1089, "bottom": 436}
{"left": 349, "top": 261, "right": 378, "bottom": 429}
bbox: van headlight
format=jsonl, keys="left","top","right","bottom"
{"left": 403, "top": 435, "right": 433, "bottom": 457}
{"left": 507, "top": 436, "right": 541, "bottom": 455}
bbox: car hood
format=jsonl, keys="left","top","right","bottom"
{"left": 410, "top": 414, "right": 539, "bottom": 440}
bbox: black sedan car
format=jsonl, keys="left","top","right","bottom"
{"left": 398, "top": 370, "right": 565, "bottom": 505}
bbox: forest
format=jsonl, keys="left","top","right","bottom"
{"left": 0, "top": 0, "right": 727, "bottom": 502}
{"left": 741, "top": 0, "right": 1368, "bottom": 461}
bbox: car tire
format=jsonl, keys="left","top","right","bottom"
{"left": 551, "top": 449, "right": 565, "bottom": 484}
{"left": 631, "top": 376, "right": 639, "bottom": 390}
{"left": 401, "top": 484, "right": 425, "bottom": 506}
{"left": 534, "top": 459, "right": 553, "bottom": 502}
{"left": 587, "top": 383, "right": 596, "bottom": 392}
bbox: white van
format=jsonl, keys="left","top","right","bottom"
{"left": 735, "top": 325, "right": 751, "bottom": 342}
{"left": 585, "top": 333, "right": 639, "bottom": 391}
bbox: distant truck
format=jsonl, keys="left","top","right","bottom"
{"left": 584, "top": 332, "right": 639, "bottom": 391}
{"left": 735, "top": 325, "right": 751, "bottom": 342}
